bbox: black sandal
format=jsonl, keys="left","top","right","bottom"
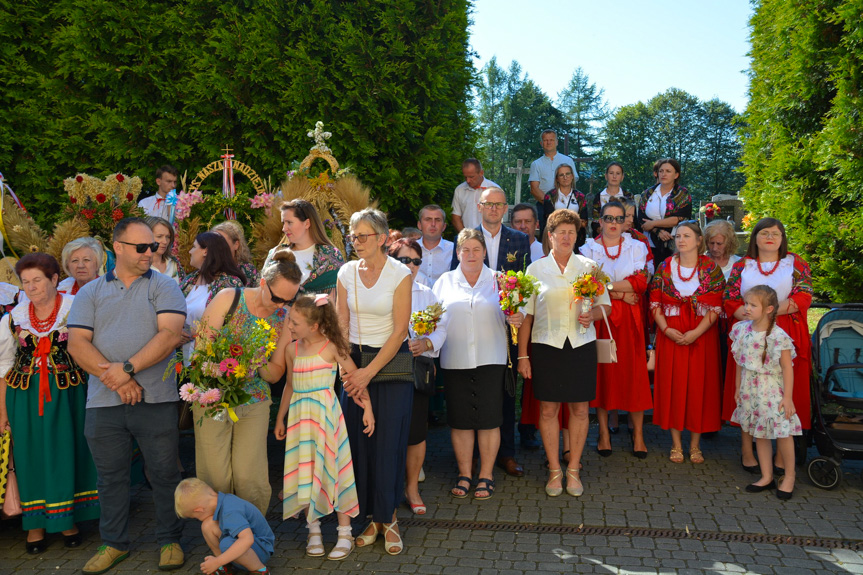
{"left": 451, "top": 476, "right": 471, "bottom": 499}
{"left": 474, "top": 478, "right": 495, "bottom": 500}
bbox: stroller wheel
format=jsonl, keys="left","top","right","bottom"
{"left": 807, "top": 457, "right": 841, "bottom": 490}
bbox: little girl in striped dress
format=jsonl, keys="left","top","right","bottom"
{"left": 274, "top": 294, "right": 374, "bottom": 561}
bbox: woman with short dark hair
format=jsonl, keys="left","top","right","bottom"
{"left": 0, "top": 253, "right": 97, "bottom": 554}
{"left": 637, "top": 158, "right": 692, "bottom": 263}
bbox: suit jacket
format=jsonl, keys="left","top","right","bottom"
{"left": 450, "top": 225, "right": 532, "bottom": 274}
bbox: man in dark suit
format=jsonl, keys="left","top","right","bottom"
{"left": 450, "top": 187, "right": 531, "bottom": 477}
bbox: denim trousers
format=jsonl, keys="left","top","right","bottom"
{"left": 84, "top": 402, "right": 183, "bottom": 551}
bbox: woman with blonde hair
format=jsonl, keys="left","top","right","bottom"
{"left": 57, "top": 237, "right": 104, "bottom": 296}
{"left": 211, "top": 220, "right": 259, "bottom": 286}
{"left": 703, "top": 219, "right": 740, "bottom": 280}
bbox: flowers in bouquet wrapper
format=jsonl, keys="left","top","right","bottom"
{"left": 198, "top": 388, "right": 222, "bottom": 405}
{"left": 496, "top": 270, "right": 540, "bottom": 343}
{"left": 201, "top": 360, "right": 223, "bottom": 377}
{"left": 232, "top": 364, "right": 247, "bottom": 379}
{"left": 229, "top": 344, "right": 243, "bottom": 357}
{"left": 219, "top": 358, "right": 239, "bottom": 375}
{"left": 410, "top": 302, "right": 446, "bottom": 337}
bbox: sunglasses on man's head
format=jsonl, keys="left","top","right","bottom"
{"left": 117, "top": 241, "right": 160, "bottom": 254}
{"left": 394, "top": 256, "right": 422, "bottom": 266}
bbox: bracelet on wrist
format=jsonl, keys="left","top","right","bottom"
{"left": 517, "top": 356, "right": 529, "bottom": 360}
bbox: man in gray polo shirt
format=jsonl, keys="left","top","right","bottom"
{"left": 68, "top": 218, "right": 187, "bottom": 574}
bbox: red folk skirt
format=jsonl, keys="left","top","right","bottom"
{"left": 590, "top": 299, "right": 652, "bottom": 412}
{"left": 653, "top": 302, "right": 722, "bottom": 433}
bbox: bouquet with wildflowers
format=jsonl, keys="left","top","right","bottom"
{"left": 571, "top": 265, "right": 610, "bottom": 334}
{"left": 497, "top": 270, "right": 540, "bottom": 344}
{"left": 410, "top": 302, "right": 446, "bottom": 338}
{"left": 168, "top": 318, "right": 279, "bottom": 424}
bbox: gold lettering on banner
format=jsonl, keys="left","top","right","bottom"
{"left": 189, "top": 155, "right": 266, "bottom": 196}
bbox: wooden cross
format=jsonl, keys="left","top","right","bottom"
{"left": 507, "top": 159, "right": 530, "bottom": 205}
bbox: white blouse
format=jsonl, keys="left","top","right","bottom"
{"left": 151, "top": 258, "right": 181, "bottom": 284}
{"left": 670, "top": 259, "right": 700, "bottom": 297}
{"left": 432, "top": 265, "right": 506, "bottom": 370}
{"left": 0, "top": 295, "right": 75, "bottom": 378}
{"left": 410, "top": 282, "right": 446, "bottom": 358}
{"left": 739, "top": 255, "right": 794, "bottom": 302}
{"left": 182, "top": 285, "right": 210, "bottom": 366}
{"left": 554, "top": 190, "right": 580, "bottom": 212}
{"left": 579, "top": 236, "right": 648, "bottom": 283}
{"left": 643, "top": 185, "right": 668, "bottom": 221}
{"left": 720, "top": 254, "right": 742, "bottom": 280}
{"left": 338, "top": 258, "right": 411, "bottom": 347}
{"left": 523, "top": 252, "right": 612, "bottom": 349}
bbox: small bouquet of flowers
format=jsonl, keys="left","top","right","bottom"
{"left": 410, "top": 302, "right": 446, "bottom": 338}
{"left": 699, "top": 202, "right": 721, "bottom": 219}
{"left": 571, "top": 265, "right": 610, "bottom": 334}
{"left": 168, "top": 318, "right": 279, "bottom": 424}
{"left": 497, "top": 270, "right": 540, "bottom": 344}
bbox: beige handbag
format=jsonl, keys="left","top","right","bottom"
{"left": 596, "top": 305, "right": 618, "bottom": 364}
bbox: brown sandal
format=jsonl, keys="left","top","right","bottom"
{"left": 669, "top": 447, "right": 684, "bottom": 463}
{"left": 689, "top": 448, "right": 705, "bottom": 464}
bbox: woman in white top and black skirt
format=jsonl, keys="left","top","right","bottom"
{"left": 433, "top": 229, "right": 523, "bottom": 502}
{"left": 337, "top": 209, "right": 412, "bottom": 555}
{"left": 637, "top": 158, "right": 692, "bottom": 264}
{"left": 517, "top": 209, "right": 611, "bottom": 498}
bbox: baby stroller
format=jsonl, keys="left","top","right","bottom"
{"left": 806, "top": 304, "right": 863, "bottom": 489}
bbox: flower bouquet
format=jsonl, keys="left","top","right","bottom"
{"left": 571, "top": 265, "right": 610, "bottom": 334}
{"left": 168, "top": 318, "right": 279, "bottom": 424}
{"left": 410, "top": 302, "right": 446, "bottom": 338}
{"left": 497, "top": 270, "right": 540, "bottom": 344}
{"left": 699, "top": 202, "right": 721, "bottom": 220}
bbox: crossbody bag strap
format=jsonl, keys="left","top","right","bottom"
{"left": 599, "top": 304, "right": 614, "bottom": 341}
{"left": 354, "top": 265, "right": 361, "bottom": 351}
{"left": 224, "top": 288, "right": 241, "bottom": 326}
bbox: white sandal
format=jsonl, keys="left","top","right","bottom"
{"left": 306, "top": 521, "right": 324, "bottom": 557}
{"left": 382, "top": 521, "right": 403, "bottom": 555}
{"left": 327, "top": 526, "right": 354, "bottom": 561}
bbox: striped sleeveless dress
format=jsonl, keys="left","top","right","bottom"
{"left": 282, "top": 340, "right": 360, "bottom": 521}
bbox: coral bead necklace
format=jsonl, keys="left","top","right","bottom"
{"left": 29, "top": 293, "right": 63, "bottom": 332}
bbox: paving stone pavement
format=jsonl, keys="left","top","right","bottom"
{"left": 2, "top": 422, "right": 863, "bottom": 575}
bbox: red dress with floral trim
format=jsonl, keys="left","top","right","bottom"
{"left": 650, "top": 255, "right": 725, "bottom": 433}
{"left": 720, "top": 254, "right": 812, "bottom": 428}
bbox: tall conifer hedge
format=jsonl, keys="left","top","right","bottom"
{"left": 0, "top": 0, "right": 475, "bottom": 229}
{"left": 742, "top": 0, "right": 863, "bottom": 302}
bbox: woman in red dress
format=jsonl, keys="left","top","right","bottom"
{"left": 579, "top": 200, "right": 652, "bottom": 458}
{"left": 650, "top": 221, "right": 725, "bottom": 463}
{"left": 721, "top": 217, "right": 812, "bottom": 473}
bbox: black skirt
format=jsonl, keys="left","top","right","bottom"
{"left": 531, "top": 339, "right": 597, "bottom": 403}
{"left": 442, "top": 364, "right": 506, "bottom": 430}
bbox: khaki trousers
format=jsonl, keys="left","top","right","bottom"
{"left": 193, "top": 400, "right": 272, "bottom": 514}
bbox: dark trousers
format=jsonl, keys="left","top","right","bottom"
{"left": 498, "top": 343, "right": 519, "bottom": 458}
{"left": 84, "top": 402, "right": 183, "bottom": 551}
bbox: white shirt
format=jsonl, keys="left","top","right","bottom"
{"left": 338, "top": 258, "right": 411, "bottom": 347}
{"left": 433, "top": 265, "right": 506, "bottom": 369}
{"left": 0, "top": 295, "right": 75, "bottom": 378}
{"left": 137, "top": 194, "right": 172, "bottom": 219}
{"left": 554, "top": 190, "right": 580, "bottom": 212}
{"left": 523, "top": 252, "right": 611, "bottom": 349}
{"left": 739, "top": 255, "right": 794, "bottom": 302}
{"left": 529, "top": 240, "right": 545, "bottom": 263}
{"left": 415, "top": 271, "right": 432, "bottom": 288}
{"left": 151, "top": 258, "right": 182, "bottom": 284}
{"left": 419, "top": 237, "right": 454, "bottom": 284}
{"left": 579, "top": 236, "right": 648, "bottom": 283}
{"left": 529, "top": 153, "right": 578, "bottom": 194}
{"left": 720, "top": 254, "right": 742, "bottom": 280}
{"left": 481, "top": 224, "right": 503, "bottom": 273}
{"left": 182, "top": 285, "right": 210, "bottom": 366}
{"left": 644, "top": 185, "right": 668, "bottom": 221}
{"left": 292, "top": 244, "right": 316, "bottom": 285}
{"left": 410, "top": 282, "right": 445, "bottom": 358}
{"left": 451, "top": 177, "right": 500, "bottom": 231}
{"left": 670, "top": 259, "right": 700, "bottom": 297}
{"left": 599, "top": 188, "right": 626, "bottom": 207}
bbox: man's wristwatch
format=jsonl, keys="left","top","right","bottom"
{"left": 123, "top": 361, "right": 136, "bottom": 377}
{"left": 606, "top": 282, "right": 614, "bottom": 292}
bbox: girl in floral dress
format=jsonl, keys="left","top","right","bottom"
{"left": 731, "top": 285, "right": 801, "bottom": 500}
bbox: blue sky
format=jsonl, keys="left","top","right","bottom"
{"left": 469, "top": 0, "right": 754, "bottom": 113}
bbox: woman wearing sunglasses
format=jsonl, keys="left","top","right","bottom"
{"left": 388, "top": 238, "right": 445, "bottom": 517}
{"left": 263, "top": 199, "right": 346, "bottom": 298}
{"left": 194, "top": 248, "right": 302, "bottom": 514}
{"left": 336, "top": 208, "right": 412, "bottom": 555}
{"left": 649, "top": 221, "right": 724, "bottom": 464}
{"left": 720, "top": 218, "right": 812, "bottom": 478}
{"left": 579, "top": 201, "right": 652, "bottom": 458}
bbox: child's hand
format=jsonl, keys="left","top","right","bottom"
{"left": 200, "top": 555, "right": 222, "bottom": 574}
{"left": 734, "top": 386, "right": 741, "bottom": 405}
{"left": 274, "top": 421, "right": 286, "bottom": 440}
{"left": 779, "top": 397, "right": 796, "bottom": 420}
{"left": 363, "top": 408, "right": 375, "bottom": 436}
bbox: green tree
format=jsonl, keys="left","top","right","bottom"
{"left": 556, "top": 67, "right": 610, "bottom": 158}
{"left": 600, "top": 102, "right": 658, "bottom": 195}
{"left": 741, "top": 0, "right": 862, "bottom": 301}
{"left": 0, "top": 0, "right": 475, "bottom": 230}
{"left": 692, "top": 99, "right": 745, "bottom": 197}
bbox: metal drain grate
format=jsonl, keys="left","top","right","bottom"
{"left": 397, "top": 518, "right": 863, "bottom": 550}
